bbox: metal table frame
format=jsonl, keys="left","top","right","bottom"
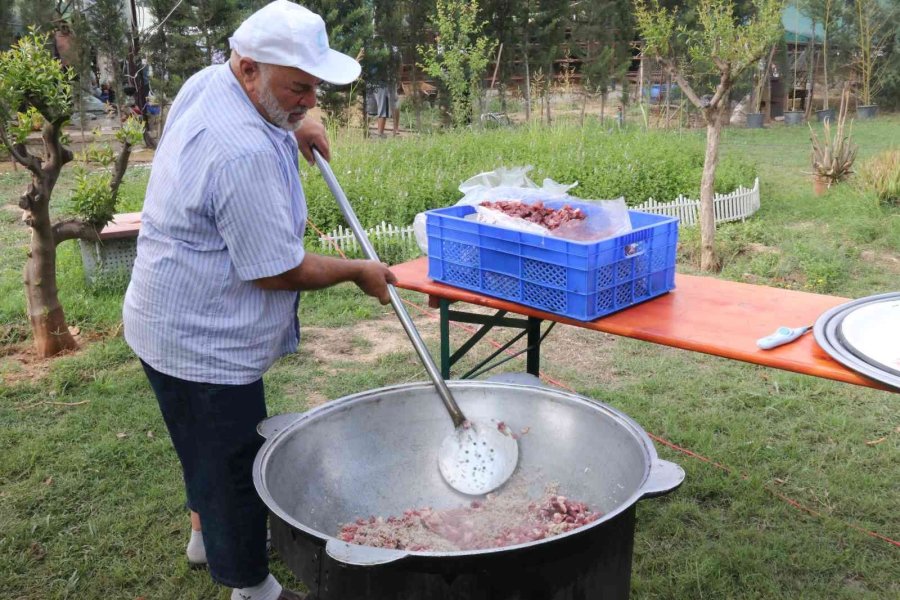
{"left": 437, "top": 298, "right": 554, "bottom": 379}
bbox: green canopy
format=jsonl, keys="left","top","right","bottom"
{"left": 782, "top": 4, "right": 824, "bottom": 44}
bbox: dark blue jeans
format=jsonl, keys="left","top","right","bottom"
{"left": 140, "top": 360, "right": 269, "bottom": 588}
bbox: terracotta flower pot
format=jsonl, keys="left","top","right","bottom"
{"left": 812, "top": 175, "right": 830, "bottom": 196}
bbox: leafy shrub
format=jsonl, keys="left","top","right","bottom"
{"left": 67, "top": 119, "right": 144, "bottom": 227}
{"left": 856, "top": 149, "right": 900, "bottom": 206}
{"left": 301, "top": 122, "right": 757, "bottom": 235}
{"left": 69, "top": 166, "right": 115, "bottom": 227}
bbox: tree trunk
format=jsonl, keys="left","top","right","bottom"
{"left": 806, "top": 29, "right": 817, "bottom": 120}
{"left": 580, "top": 90, "right": 587, "bottom": 126}
{"left": 699, "top": 106, "right": 725, "bottom": 272}
{"left": 23, "top": 188, "right": 78, "bottom": 357}
{"left": 522, "top": 44, "right": 531, "bottom": 122}
{"left": 411, "top": 58, "right": 422, "bottom": 132}
{"left": 600, "top": 92, "right": 606, "bottom": 126}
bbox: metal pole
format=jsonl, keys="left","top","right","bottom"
{"left": 313, "top": 149, "right": 466, "bottom": 428}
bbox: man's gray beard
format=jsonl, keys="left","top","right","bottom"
{"left": 258, "top": 71, "right": 304, "bottom": 131}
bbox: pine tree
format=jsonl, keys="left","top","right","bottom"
{"left": 528, "top": 0, "right": 569, "bottom": 123}
{"left": 0, "top": 1, "right": 17, "bottom": 51}
{"left": 397, "top": 0, "right": 436, "bottom": 130}
{"left": 480, "top": 0, "right": 521, "bottom": 112}
{"left": 82, "top": 0, "right": 130, "bottom": 114}
{"left": 143, "top": 0, "right": 206, "bottom": 104}
{"left": 570, "top": 0, "right": 634, "bottom": 124}
{"left": 14, "top": 0, "right": 61, "bottom": 35}
{"left": 193, "top": 0, "right": 243, "bottom": 65}
{"left": 303, "top": 0, "right": 374, "bottom": 123}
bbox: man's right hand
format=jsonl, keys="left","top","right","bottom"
{"left": 353, "top": 260, "right": 397, "bottom": 305}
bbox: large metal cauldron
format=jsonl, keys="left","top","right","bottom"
{"left": 253, "top": 381, "right": 684, "bottom": 600}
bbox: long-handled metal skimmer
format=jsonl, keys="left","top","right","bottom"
{"left": 313, "top": 148, "right": 518, "bottom": 495}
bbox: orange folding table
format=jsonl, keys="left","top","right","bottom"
{"left": 390, "top": 257, "right": 895, "bottom": 392}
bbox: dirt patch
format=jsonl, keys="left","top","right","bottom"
{"left": 538, "top": 327, "right": 622, "bottom": 386}
{"left": 0, "top": 329, "right": 104, "bottom": 386}
{"left": 745, "top": 242, "right": 781, "bottom": 255}
{"left": 860, "top": 250, "right": 900, "bottom": 274}
{"left": 303, "top": 318, "right": 415, "bottom": 366}
{"left": 786, "top": 222, "right": 822, "bottom": 233}
{"left": 0, "top": 343, "right": 56, "bottom": 385}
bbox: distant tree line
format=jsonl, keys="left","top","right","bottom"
{"left": 1, "top": 0, "right": 898, "bottom": 128}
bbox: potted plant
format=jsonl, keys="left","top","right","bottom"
{"left": 853, "top": 0, "right": 893, "bottom": 119}
{"left": 809, "top": 85, "right": 856, "bottom": 195}
{"left": 747, "top": 44, "right": 777, "bottom": 128}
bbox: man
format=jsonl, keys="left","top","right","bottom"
{"left": 122, "top": 2, "right": 396, "bottom": 599}
{"left": 363, "top": 40, "right": 401, "bottom": 137}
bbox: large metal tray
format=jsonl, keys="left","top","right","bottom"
{"left": 813, "top": 292, "right": 900, "bottom": 391}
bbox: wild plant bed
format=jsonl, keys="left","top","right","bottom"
{"left": 300, "top": 121, "right": 757, "bottom": 235}
{"left": 1, "top": 118, "right": 899, "bottom": 599}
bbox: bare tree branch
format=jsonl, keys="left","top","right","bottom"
{"left": 660, "top": 58, "right": 705, "bottom": 109}
{"left": 42, "top": 118, "right": 73, "bottom": 173}
{"left": 109, "top": 141, "right": 134, "bottom": 201}
{"left": 52, "top": 218, "right": 100, "bottom": 246}
{"left": 0, "top": 124, "right": 42, "bottom": 175}
{"left": 708, "top": 67, "right": 732, "bottom": 110}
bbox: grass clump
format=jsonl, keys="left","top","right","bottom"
{"left": 856, "top": 149, "right": 900, "bottom": 206}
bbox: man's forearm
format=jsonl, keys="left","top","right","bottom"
{"left": 254, "top": 253, "right": 365, "bottom": 291}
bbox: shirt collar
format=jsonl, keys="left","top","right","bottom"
{"left": 221, "top": 63, "right": 295, "bottom": 144}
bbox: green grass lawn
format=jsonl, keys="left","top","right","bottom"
{"left": 1, "top": 116, "right": 898, "bottom": 599}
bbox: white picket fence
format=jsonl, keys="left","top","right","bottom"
{"left": 317, "top": 179, "right": 761, "bottom": 254}
{"left": 631, "top": 177, "right": 760, "bottom": 227}
{"left": 318, "top": 221, "right": 419, "bottom": 256}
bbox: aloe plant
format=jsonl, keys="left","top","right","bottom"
{"left": 809, "top": 85, "right": 857, "bottom": 187}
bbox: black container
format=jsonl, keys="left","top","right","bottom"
{"left": 816, "top": 109, "right": 836, "bottom": 123}
{"left": 271, "top": 506, "right": 637, "bottom": 600}
{"left": 857, "top": 105, "right": 878, "bottom": 119}
{"left": 783, "top": 111, "right": 805, "bottom": 125}
{"left": 746, "top": 113, "right": 764, "bottom": 128}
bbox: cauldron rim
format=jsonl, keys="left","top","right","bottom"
{"left": 253, "top": 381, "right": 683, "bottom": 561}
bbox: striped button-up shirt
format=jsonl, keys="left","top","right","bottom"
{"left": 123, "top": 64, "right": 306, "bottom": 385}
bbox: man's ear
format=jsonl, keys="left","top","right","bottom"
{"left": 238, "top": 58, "right": 262, "bottom": 84}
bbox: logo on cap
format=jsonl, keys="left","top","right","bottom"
{"left": 316, "top": 29, "right": 328, "bottom": 54}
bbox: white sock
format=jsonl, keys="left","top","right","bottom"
{"left": 186, "top": 529, "right": 206, "bottom": 564}
{"left": 231, "top": 574, "right": 282, "bottom": 600}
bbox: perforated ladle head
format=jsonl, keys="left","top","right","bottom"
{"left": 313, "top": 148, "right": 519, "bottom": 495}
{"left": 437, "top": 420, "right": 518, "bottom": 495}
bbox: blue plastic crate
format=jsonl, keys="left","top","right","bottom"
{"left": 425, "top": 202, "right": 678, "bottom": 321}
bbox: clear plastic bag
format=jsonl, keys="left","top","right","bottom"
{"left": 549, "top": 197, "right": 632, "bottom": 242}
{"left": 414, "top": 166, "right": 631, "bottom": 252}
{"left": 414, "top": 166, "right": 577, "bottom": 253}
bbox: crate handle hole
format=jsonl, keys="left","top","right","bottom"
{"left": 624, "top": 242, "right": 646, "bottom": 258}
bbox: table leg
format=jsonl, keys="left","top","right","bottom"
{"left": 440, "top": 298, "right": 451, "bottom": 379}
{"left": 527, "top": 316, "right": 542, "bottom": 375}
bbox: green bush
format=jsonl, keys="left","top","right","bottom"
{"left": 301, "top": 122, "right": 757, "bottom": 235}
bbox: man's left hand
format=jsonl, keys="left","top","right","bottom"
{"left": 295, "top": 118, "right": 329, "bottom": 164}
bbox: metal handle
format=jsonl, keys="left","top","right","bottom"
{"left": 312, "top": 148, "right": 467, "bottom": 428}
{"left": 640, "top": 459, "right": 685, "bottom": 499}
{"left": 256, "top": 413, "right": 303, "bottom": 439}
{"left": 325, "top": 538, "right": 408, "bottom": 566}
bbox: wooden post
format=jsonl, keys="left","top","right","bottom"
{"left": 490, "top": 43, "right": 503, "bottom": 90}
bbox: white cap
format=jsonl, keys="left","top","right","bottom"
{"left": 228, "top": 0, "right": 361, "bottom": 85}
